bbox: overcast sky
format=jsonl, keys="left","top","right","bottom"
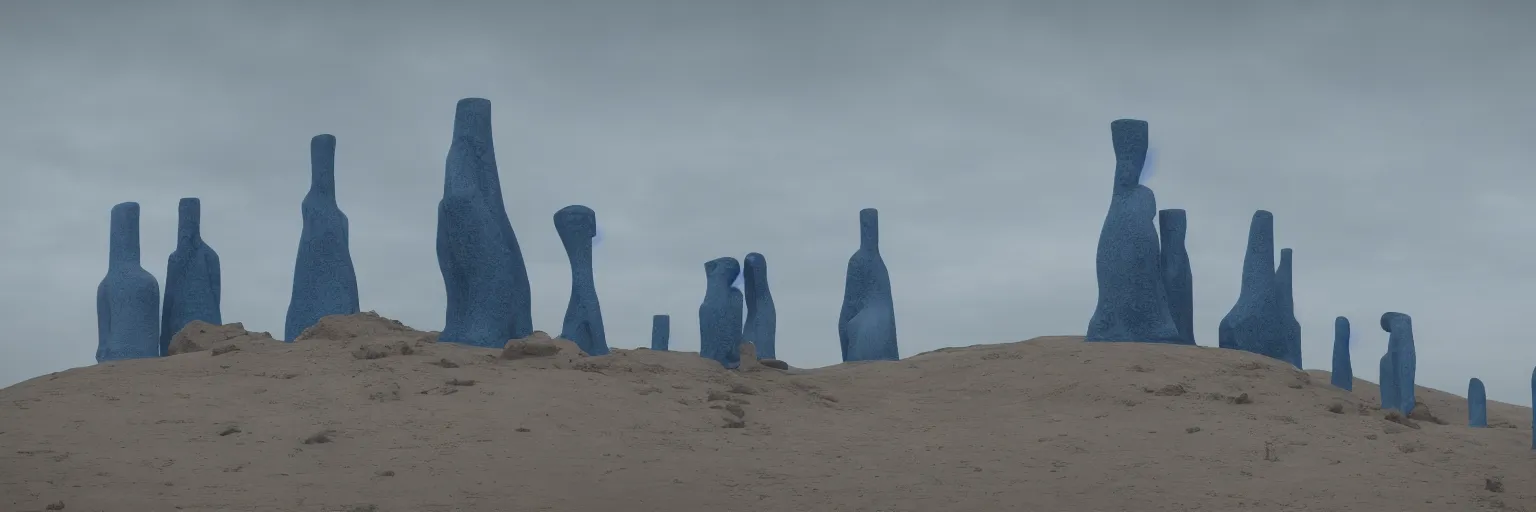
{"left": 2, "top": 0, "right": 1533, "bottom": 405}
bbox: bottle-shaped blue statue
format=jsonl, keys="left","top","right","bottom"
{"left": 160, "top": 198, "right": 222, "bottom": 355}
{"left": 1382, "top": 312, "right": 1417, "bottom": 415}
{"left": 1157, "top": 209, "right": 1194, "bottom": 345}
{"left": 699, "top": 257, "right": 744, "bottom": 368}
{"left": 436, "top": 98, "right": 534, "bottom": 347}
{"left": 283, "top": 134, "right": 361, "bottom": 341}
{"left": 651, "top": 314, "right": 670, "bottom": 351}
{"left": 97, "top": 202, "right": 161, "bottom": 362}
{"left": 555, "top": 205, "right": 608, "bottom": 355}
{"left": 1276, "top": 248, "right": 1301, "bottom": 367}
{"left": 1218, "top": 211, "right": 1288, "bottom": 361}
{"left": 1086, "top": 119, "right": 1183, "bottom": 344}
{"left": 742, "top": 252, "right": 778, "bottom": 359}
{"left": 1330, "top": 317, "right": 1352, "bottom": 390}
{"left": 1468, "top": 377, "right": 1487, "bottom": 428}
{"left": 839, "top": 208, "right": 899, "bottom": 361}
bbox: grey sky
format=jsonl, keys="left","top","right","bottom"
{"left": 3, "top": 0, "right": 1533, "bottom": 405}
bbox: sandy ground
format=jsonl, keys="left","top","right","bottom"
{"left": 2, "top": 312, "right": 1533, "bottom": 512}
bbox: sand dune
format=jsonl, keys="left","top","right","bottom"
{"left": 1, "top": 313, "right": 1532, "bottom": 512}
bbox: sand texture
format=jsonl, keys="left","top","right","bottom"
{"left": 2, "top": 313, "right": 1533, "bottom": 512}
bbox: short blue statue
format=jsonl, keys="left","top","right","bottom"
{"left": 651, "top": 314, "right": 670, "bottom": 351}
{"left": 1276, "top": 248, "right": 1301, "bottom": 367}
{"left": 699, "top": 257, "right": 744, "bottom": 368}
{"left": 436, "top": 98, "right": 534, "bottom": 347}
{"left": 1382, "top": 312, "right": 1417, "bottom": 415}
{"left": 283, "top": 134, "right": 361, "bottom": 341}
{"left": 555, "top": 205, "right": 608, "bottom": 356}
{"left": 742, "top": 252, "right": 778, "bottom": 359}
{"left": 160, "top": 198, "right": 222, "bottom": 355}
{"left": 97, "top": 202, "right": 162, "bottom": 362}
{"left": 1330, "top": 316, "right": 1352, "bottom": 390}
{"left": 1218, "top": 211, "right": 1288, "bottom": 361}
{"left": 1157, "top": 209, "right": 1194, "bottom": 345}
{"left": 839, "top": 208, "right": 899, "bottom": 361}
{"left": 1086, "top": 119, "right": 1183, "bottom": 344}
{"left": 1378, "top": 353, "right": 1397, "bottom": 412}
{"left": 1468, "top": 377, "right": 1487, "bottom": 428}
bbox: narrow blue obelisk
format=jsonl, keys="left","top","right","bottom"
{"left": 1086, "top": 119, "right": 1183, "bottom": 343}
{"left": 1330, "top": 317, "right": 1352, "bottom": 390}
{"left": 651, "top": 314, "right": 670, "bottom": 351}
{"left": 555, "top": 205, "right": 608, "bottom": 356}
{"left": 699, "top": 257, "right": 744, "bottom": 368}
{"left": 283, "top": 134, "right": 360, "bottom": 341}
{"left": 161, "top": 198, "right": 221, "bottom": 355}
{"left": 1382, "top": 312, "right": 1417, "bottom": 415}
{"left": 1467, "top": 377, "right": 1487, "bottom": 428}
{"left": 742, "top": 252, "right": 778, "bottom": 359}
{"left": 1157, "top": 209, "right": 1194, "bottom": 345}
{"left": 839, "top": 208, "right": 899, "bottom": 361}
{"left": 1276, "top": 248, "right": 1301, "bottom": 367}
{"left": 97, "top": 202, "right": 161, "bottom": 362}
{"left": 436, "top": 98, "right": 534, "bottom": 347}
{"left": 1379, "top": 353, "right": 1398, "bottom": 412}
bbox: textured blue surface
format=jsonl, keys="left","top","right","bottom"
{"left": 1530, "top": 367, "right": 1535, "bottom": 449}
{"left": 1086, "top": 119, "right": 1183, "bottom": 344}
{"left": 97, "top": 202, "right": 162, "bottom": 362}
{"left": 839, "top": 208, "right": 899, "bottom": 361}
{"left": 284, "top": 135, "right": 361, "bottom": 341}
{"left": 436, "top": 98, "right": 533, "bottom": 347}
{"left": 1157, "top": 209, "right": 1194, "bottom": 345}
{"left": 1381, "top": 312, "right": 1417, "bottom": 415}
{"left": 1468, "top": 377, "right": 1487, "bottom": 428}
{"left": 651, "top": 314, "right": 670, "bottom": 351}
{"left": 1330, "top": 316, "right": 1353, "bottom": 390}
{"left": 1218, "top": 211, "right": 1288, "bottom": 361}
{"left": 1276, "top": 248, "right": 1301, "bottom": 367}
{"left": 699, "top": 257, "right": 744, "bottom": 368}
{"left": 161, "top": 198, "right": 221, "bottom": 355}
{"left": 1379, "top": 353, "right": 1397, "bottom": 412}
{"left": 555, "top": 205, "right": 608, "bottom": 356}
{"left": 742, "top": 252, "right": 778, "bottom": 359}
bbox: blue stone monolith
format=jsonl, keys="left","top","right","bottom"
{"left": 1330, "top": 316, "right": 1352, "bottom": 390}
{"left": 1529, "top": 367, "right": 1535, "bottom": 450}
{"left": 283, "top": 135, "right": 361, "bottom": 341}
{"left": 97, "top": 202, "right": 162, "bottom": 362}
{"left": 1218, "top": 211, "right": 1287, "bottom": 361}
{"left": 1157, "top": 209, "right": 1194, "bottom": 345}
{"left": 555, "top": 205, "right": 608, "bottom": 356}
{"left": 436, "top": 98, "right": 534, "bottom": 347}
{"left": 699, "top": 257, "right": 744, "bottom": 368}
{"left": 839, "top": 208, "right": 899, "bottom": 361}
{"left": 743, "top": 252, "right": 778, "bottom": 359}
{"left": 1276, "top": 248, "right": 1301, "bottom": 368}
{"left": 1382, "top": 312, "right": 1417, "bottom": 415}
{"left": 651, "top": 314, "right": 670, "bottom": 351}
{"left": 1468, "top": 377, "right": 1487, "bottom": 428}
{"left": 160, "top": 198, "right": 222, "bottom": 355}
{"left": 1379, "top": 352, "right": 1398, "bottom": 412}
{"left": 1086, "top": 120, "right": 1183, "bottom": 344}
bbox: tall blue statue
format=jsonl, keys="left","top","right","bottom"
{"left": 1468, "top": 377, "right": 1487, "bottom": 428}
{"left": 1529, "top": 367, "right": 1535, "bottom": 449}
{"left": 555, "top": 205, "right": 608, "bottom": 356}
{"left": 1157, "top": 209, "right": 1194, "bottom": 345}
{"left": 283, "top": 134, "right": 361, "bottom": 341}
{"left": 839, "top": 208, "right": 899, "bottom": 361}
{"left": 97, "top": 202, "right": 161, "bottom": 362}
{"left": 1378, "top": 353, "right": 1397, "bottom": 412}
{"left": 161, "top": 198, "right": 222, "bottom": 355}
{"left": 1276, "top": 248, "right": 1301, "bottom": 367}
{"left": 651, "top": 314, "right": 670, "bottom": 351}
{"left": 1382, "top": 312, "right": 1417, "bottom": 415}
{"left": 1218, "top": 211, "right": 1288, "bottom": 361}
{"left": 699, "top": 257, "right": 744, "bottom": 369}
{"left": 1330, "top": 316, "right": 1352, "bottom": 390}
{"left": 1086, "top": 119, "right": 1183, "bottom": 344}
{"left": 436, "top": 98, "right": 534, "bottom": 347}
{"left": 742, "top": 252, "right": 778, "bottom": 359}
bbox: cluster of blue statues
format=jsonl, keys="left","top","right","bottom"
{"left": 92, "top": 102, "right": 1534, "bottom": 448}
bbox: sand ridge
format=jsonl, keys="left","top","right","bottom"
{"left": 1, "top": 313, "right": 1533, "bottom": 511}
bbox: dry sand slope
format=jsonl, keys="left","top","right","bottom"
{"left": 2, "top": 313, "right": 1533, "bottom": 512}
